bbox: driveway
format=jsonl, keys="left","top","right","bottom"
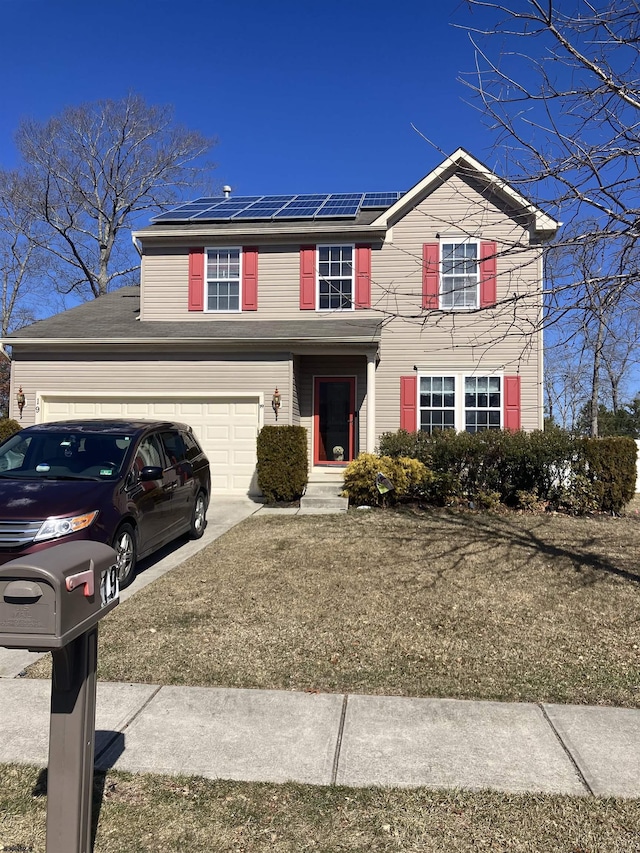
{"left": 0, "top": 497, "right": 260, "bottom": 678}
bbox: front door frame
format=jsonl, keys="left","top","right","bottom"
{"left": 313, "top": 376, "right": 356, "bottom": 466}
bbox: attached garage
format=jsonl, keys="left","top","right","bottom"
{"left": 39, "top": 394, "right": 262, "bottom": 495}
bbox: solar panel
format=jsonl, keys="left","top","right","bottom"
{"left": 152, "top": 190, "right": 404, "bottom": 224}
{"left": 232, "top": 197, "right": 296, "bottom": 219}
{"left": 361, "top": 192, "right": 403, "bottom": 207}
{"left": 189, "top": 198, "right": 264, "bottom": 220}
{"left": 272, "top": 195, "right": 330, "bottom": 219}
{"left": 315, "top": 194, "right": 363, "bottom": 217}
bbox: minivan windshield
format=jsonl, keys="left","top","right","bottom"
{"left": 0, "top": 431, "right": 134, "bottom": 480}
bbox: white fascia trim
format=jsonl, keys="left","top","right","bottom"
{"left": 132, "top": 224, "right": 387, "bottom": 240}
{"left": 39, "top": 391, "right": 263, "bottom": 400}
{"left": 371, "top": 148, "right": 559, "bottom": 236}
{"left": 6, "top": 336, "right": 379, "bottom": 346}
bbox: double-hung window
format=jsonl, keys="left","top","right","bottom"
{"left": 440, "top": 241, "right": 479, "bottom": 309}
{"left": 464, "top": 376, "right": 501, "bottom": 432}
{"left": 318, "top": 245, "right": 354, "bottom": 310}
{"left": 418, "top": 374, "right": 502, "bottom": 433}
{"left": 206, "top": 247, "right": 240, "bottom": 312}
{"left": 419, "top": 376, "right": 456, "bottom": 431}
{"left": 422, "top": 240, "right": 496, "bottom": 311}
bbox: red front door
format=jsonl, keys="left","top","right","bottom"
{"left": 313, "top": 377, "right": 356, "bottom": 465}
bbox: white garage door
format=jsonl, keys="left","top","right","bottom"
{"left": 40, "top": 396, "right": 260, "bottom": 495}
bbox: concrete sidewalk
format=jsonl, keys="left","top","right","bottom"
{"left": 0, "top": 678, "right": 638, "bottom": 797}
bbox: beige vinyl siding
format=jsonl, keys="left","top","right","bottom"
{"left": 368, "top": 173, "right": 542, "bottom": 433}
{"left": 130, "top": 167, "right": 544, "bottom": 436}
{"left": 10, "top": 349, "right": 291, "bottom": 429}
{"left": 141, "top": 244, "right": 302, "bottom": 321}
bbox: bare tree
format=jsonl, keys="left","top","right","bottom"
{"left": 11, "top": 94, "right": 216, "bottom": 299}
{"left": 458, "top": 0, "right": 640, "bottom": 427}
{"left": 460, "top": 1, "right": 640, "bottom": 263}
{"left": 0, "top": 171, "right": 49, "bottom": 341}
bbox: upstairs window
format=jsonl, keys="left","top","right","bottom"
{"left": 206, "top": 247, "right": 240, "bottom": 312}
{"left": 440, "top": 241, "right": 479, "bottom": 309}
{"left": 318, "top": 245, "right": 354, "bottom": 310}
{"left": 189, "top": 247, "right": 258, "bottom": 312}
{"left": 422, "top": 240, "right": 497, "bottom": 310}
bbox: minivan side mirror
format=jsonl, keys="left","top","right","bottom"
{"left": 139, "top": 465, "right": 163, "bottom": 482}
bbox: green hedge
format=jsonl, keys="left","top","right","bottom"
{"left": 376, "top": 429, "right": 636, "bottom": 514}
{"left": 256, "top": 425, "right": 308, "bottom": 503}
{"left": 0, "top": 418, "right": 21, "bottom": 444}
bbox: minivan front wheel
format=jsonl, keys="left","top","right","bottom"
{"left": 190, "top": 491, "right": 207, "bottom": 539}
{"left": 112, "top": 523, "right": 137, "bottom": 589}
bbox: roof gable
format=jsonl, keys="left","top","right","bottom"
{"left": 371, "top": 148, "right": 558, "bottom": 236}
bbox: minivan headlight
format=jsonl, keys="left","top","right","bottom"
{"left": 34, "top": 511, "right": 99, "bottom": 542}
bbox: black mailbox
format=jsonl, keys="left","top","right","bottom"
{"left": 0, "top": 540, "right": 118, "bottom": 651}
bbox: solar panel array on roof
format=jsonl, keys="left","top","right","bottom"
{"left": 151, "top": 190, "right": 404, "bottom": 223}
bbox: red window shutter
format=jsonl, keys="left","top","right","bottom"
{"left": 504, "top": 375, "right": 521, "bottom": 431}
{"left": 480, "top": 241, "right": 497, "bottom": 307}
{"left": 188, "top": 248, "right": 205, "bottom": 311}
{"left": 422, "top": 243, "right": 439, "bottom": 309}
{"left": 242, "top": 246, "right": 258, "bottom": 311}
{"left": 300, "top": 246, "right": 316, "bottom": 310}
{"left": 400, "top": 375, "right": 418, "bottom": 431}
{"left": 355, "top": 245, "right": 371, "bottom": 309}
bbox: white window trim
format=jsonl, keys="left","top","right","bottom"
{"left": 439, "top": 238, "right": 480, "bottom": 311}
{"left": 316, "top": 243, "right": 355, "bottom": 312}
{"left": 418, "top": 371, "right": 504, "bottom": 433}
{"left": 204, "top": 246, "right": 242, "bottom": 313}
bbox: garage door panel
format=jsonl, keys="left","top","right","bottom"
{"left": 41, "top": 396, "right": 260, "bottom": 495}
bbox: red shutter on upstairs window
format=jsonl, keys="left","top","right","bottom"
{"left": 422, "top": 243, "right": 439, "bottom": 309}
{"left": 242, "top": 247, "right": 258, "bottom": 311}
{"left": 300, "top": 246, "right": 316, "bottom": 310}
{"left": 400, "top": 375, "right": 418, "bottom": 432}
{"left": 504, "top": 375, "right": 521, "bottom": 431}
{"left": 480, "top": 241, "right": 497, "bottom": 307}
{"left": 355, "top": 245, "right": 371, "bottom": 309}
{"left": 188, "top": 248, "right": 205, "bottom": 311}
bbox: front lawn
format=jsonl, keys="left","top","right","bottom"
{"left": 2, "top": 765, "right": 639, "bottom": 853}
{"left": 29, "top": 507, "right": 640, "bottom": 706}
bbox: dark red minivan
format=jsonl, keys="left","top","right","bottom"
{"left": 0, "top": 419, "right": 211, "bottom": 588}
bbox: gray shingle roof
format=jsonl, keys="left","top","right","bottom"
{"left": 6, "top": 286, "right": 382, "bottom": 346}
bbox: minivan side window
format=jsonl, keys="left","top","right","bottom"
{"left": 159, "top": 431, "right": 187, "bottom": 466}
{"left": 182, "top": 431, "right": 202, "bottom": 463}
{"left": 134, "top": 434, "right": 163, "bottom": 471}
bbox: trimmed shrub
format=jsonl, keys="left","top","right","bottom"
{"left": 256, "top": 425, "right": 308, "bottom": 503}
{"left": 0, "top": 418, "right": 21, "bottom": 444}
{"left": 342, "top": 453, "right": 431, "bottom": 507}
{"left": 580, "top": 436, "right": 636, "bottom": 514}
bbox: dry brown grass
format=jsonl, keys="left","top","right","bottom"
{"left": 1, "top": 764, "right": 639, "bottom": 852}
{"left": 28, "top": 506, "right": 640, "bottom": 706}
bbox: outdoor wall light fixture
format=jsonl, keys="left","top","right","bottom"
{"left": 272, "top": 387, "right": 282, "bottom": 420}
{"left": 16, "top": 387, "right": 26, "bottom": 419}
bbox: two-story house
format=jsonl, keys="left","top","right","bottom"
{"left": 4, "top": 149, "right": 558, "bottom": 495}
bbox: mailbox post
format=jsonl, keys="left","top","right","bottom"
{"left": 0, "top": 541, "right": 119, "bottom": 853}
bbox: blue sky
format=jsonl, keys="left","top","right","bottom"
{"left": 0, "top": 0, "right": 501, "bottom": 198}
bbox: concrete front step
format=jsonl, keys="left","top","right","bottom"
{"left": 300, "top": 478, "right": 348, "bottom": 512}
{"left": 300, "top": 495, "right": 349, "bottom": 512}
{"left": 305, "top": 482, "right": 345, "bottom": 497}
